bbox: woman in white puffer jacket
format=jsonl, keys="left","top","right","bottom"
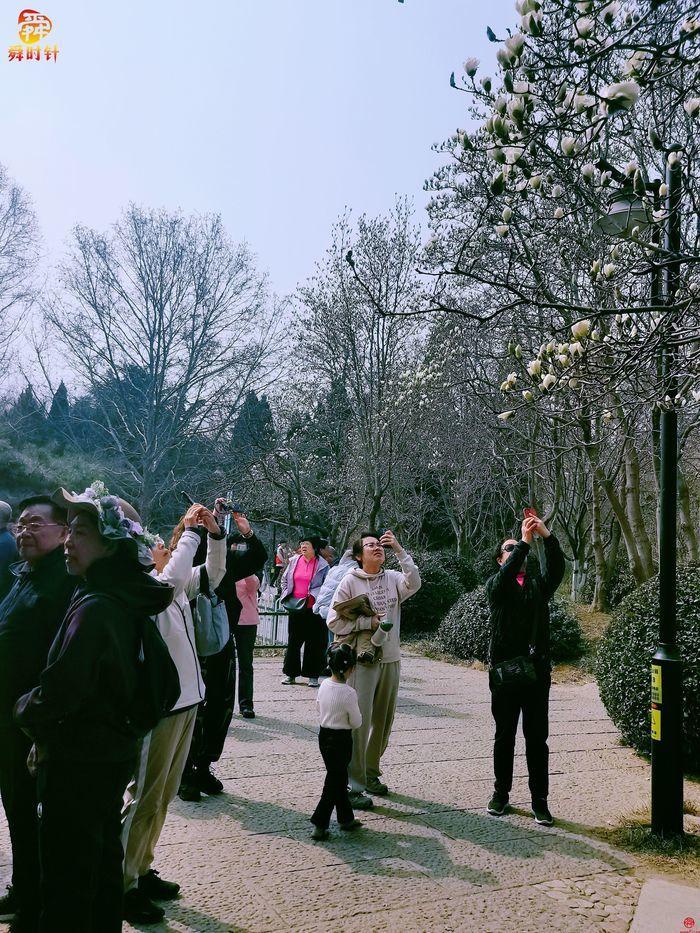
{"left": 122, "top": 501, "right": 227, "bottom": 924}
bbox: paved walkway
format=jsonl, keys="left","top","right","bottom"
{"left": 1, "top": 654, "right": 698, "bottom": 931}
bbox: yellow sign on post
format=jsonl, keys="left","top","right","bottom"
{"left": 651, "top": 664, "right": 662, "bottom": 705}
{"left": 651, "top": 707, "right": 661, "bottom": 741}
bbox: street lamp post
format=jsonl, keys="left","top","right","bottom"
{"left": 597, "top": 150, "right": 685, "bottom": 838}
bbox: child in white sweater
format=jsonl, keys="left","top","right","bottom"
{"left": 310, "top": 644, "right": 363, "bottom": 841}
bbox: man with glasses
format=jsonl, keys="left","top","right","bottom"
{"left": 0, "top": 501, "right": 18, "bottom": 601}
{"left": 327, "top": 530, "right": 420, "bottom": 810}
{"left": 486, "top": 515, "right": 564, "bottom": 827}
{"left": 0, "top": 496, "right": 75, "bottom": 930}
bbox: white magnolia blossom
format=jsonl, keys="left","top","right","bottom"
{"left": 497, "top": 46, "right": 513, "bottom": 68}
{"left": 497, "top": 410, "right": 515, "bottom": 421}
{"left": 561, "top": 136, "right": 577, "bottom": 156}
{"left": 684, "top": 98, "right": 700, "bottom": 118}
{"left": 540, "top": 374, "right": 557, "bottom": 391}
{"left": 600, "top": 80, "right": 640, "bottom": 111}
{"left": 571, "top": 319, "right": 591, "bottom": 339}
{"left": 552, "top": 185, "right": 563, "bottom": 198}
{"left": 581, "top": 162, "right": 595, "bottom": 180}
{"left": 600, "top": 1, "right": 619, "bottom": 24}
{"left": 463, "top": 57, "right": 480, "bottom": 77}
{"left": 557, "top": 342, "right": 570, "bottom": 354}
{"left": 527, "top": 359, "right": 542, "bottom": 377}
{"left": 603, "top": 263, "right": 617, "bottom": 278}
{"left": 505, "top": 33, "right": 526, "bottom": 58}
{"left": 529, "top": 174, "right": 542, "bottom": 189}
{"left": 522, "top": 389, "right": 533, "bottom": 401}
{"left": 553, "top": 207, "right": 565, "bottom": 219}
{"left": 520, "top": 9, "right": 542, "bottom": 34}
{"left": 659, "top": 182, "right": 669, "bottom": 197}
{"left": 569, "top": 341, "right": 584, "bottom": 356}
{"left": 624, "top": 160, "right": 639, "bottom": 176}
{"left": 574, "top": 93, "right": 596, "bottom": 113}
{"left": 502, "top": 205, "right": 513, "bottom": 222}
{"left": 556, "top": 353, "right": 570, "bottom": 366}
{"left": 574, "top": 16, "right": 595, "bottom": 38}
{"left": 495, "top": 224, "right": 510, "bottom": 237}
{"left": 591, "top": 259, "right": 602, "bottom": 276}
{"left": 568, "top": 378, "right": 580, "bottom": 389}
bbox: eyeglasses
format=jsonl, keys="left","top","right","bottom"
{"left": 362, "top": 543, "right": 383, "bottom": 550}
{"left": 501, "top": 543, "right": 517, "bottom": 553}
{"left": 14, "top": 522, "right": 67, "bottom": 536}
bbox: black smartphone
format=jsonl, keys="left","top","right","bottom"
{"left": 224, "top": 501, "right": 244, "bottom": 513}
{"left": 180, "top": 491, "right": 195, "bottom": 506}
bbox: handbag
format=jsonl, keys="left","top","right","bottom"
{"left": 490, "top": 611, "right": 539, "bottom": 687}
{"left": 281, "top": 557, "right": 317, "bottom": 612}
{"left": 193, "top": 568, "right": 230, "bottom": 657}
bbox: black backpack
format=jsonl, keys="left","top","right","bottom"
{"left": 126, "top": 615, "right": 181, "bottom": 737}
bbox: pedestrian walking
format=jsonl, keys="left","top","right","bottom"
{"left": 485, "top": 514, "right": 565, "bottom": 827}
{"left": 327, "top": 530, "right": 420, "bottom": 810}
{"left": 13, "top": 484, "right": 173, "bottom": 933}
{"left": 310, "top": 643, "right": 362, "bottom": 841}
{"left": 232, "top": 574, "right": 261, "bottom": 718}
{"left": 0, "top": 496, "right": 75, "bottom": 932}
{"left": 280, "top": 537, "right": 330, "bottom": 687}
{"left": 121, "top": 500, "right": 226, "bottom": 925}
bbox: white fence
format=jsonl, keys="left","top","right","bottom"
{"left": 256, "top": 585, "right": 289, "bottom": 646}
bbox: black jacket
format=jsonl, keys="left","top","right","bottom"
{"left": 214, "top": 533, "right": 267, "bottom": 625}
{"left": 14, "top": 554, "right": 173, "bottom": 762}
{"left": 0, "top": 528, "right": 18, "bottom": 602}
{"left": 485, "top": 536, "right": 565, "bottom": 667}
{"left": 0, "top": 546, "right": 76, "bottom": 729}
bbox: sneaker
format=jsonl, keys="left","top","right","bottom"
{"left": 240, "top": 707, "right": 255, "bottom": 719}
{"left": 123, "top": 888, "right": 165, "bottom": 924}
{"left": 311, "top": 825, "right": 329, "bottom": 841}
{"left": 366, "top": 777, "right": 389, "bottom": 796}
{"left": 178, "top": 779, "right": 201, "bottom": 802}
{"left": 195, "top": 766, "right": 223, "bottom": 796}
{"left": 308, "top": 678, "right": 320, "bottom": 688}
{"left": 138, "top": 869, "right": 180, "bottom": 901}
{"left": 487, "top": 794, "right": 509, "bottom": 816}
{"left": 339, "top": 818, "right": 362, "bottom": 831}
{"left": 0, "top": 886, "right": 16, "bottom": 918}
{"left": 348, "top": 791, "right": 374, "bottom": 810}
{"left": 532, "top": 801, "right": 554, "bottom": 826}
{"left": 281, "top": 676, "right": 297, "bottom": 685}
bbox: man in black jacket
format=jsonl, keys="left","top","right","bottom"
{"left": 179, "top": 511, "right": 267, "bottom": 799}
{"left": 485, "top": 515, "right": 564, "bottom": 827}
{"left": 14, "top": 486, "right": 173, "bottom": 933}
{"left": 0, "top": 496, "right": 74, "bottom": 932}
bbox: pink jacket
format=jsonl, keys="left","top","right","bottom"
{"left": 235, "top": 574, "right": 260, "bottom": 626}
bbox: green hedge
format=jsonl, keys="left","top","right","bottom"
{"left": 595, "top": 566, "right": 700, "bottom": 773}
{"left": 435, "top": 584, "right": 584, "bottom": 664}
{"left": 398, "top": 548, "right": 477, "bottom": 635}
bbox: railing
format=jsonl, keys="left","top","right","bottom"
{"left": 256, "top": 588, "right": 289, "bottom": 647}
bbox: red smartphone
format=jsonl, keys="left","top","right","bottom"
{"left": 523, "top": 507, "right": 538, "bottom": 520}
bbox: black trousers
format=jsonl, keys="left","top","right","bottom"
{"left": 490, "top": 671, "right": 551, "bottom": 803}
{"left": 185, "top": 636, "right": 235, "bottom": 773}
{"left": 0, "top": 726, "right": 40, "bottom": 928}
{"left": 311, "top": 727, "right": 354, "bottom": 828}
{"left": 36, "top": 756, "right": 134, "bottom": 933}
{"left": 283, "top": 606, "right": 326, "bottom": 679}
{"left": 232, "top": 623, "right": 257, "bottom": 711}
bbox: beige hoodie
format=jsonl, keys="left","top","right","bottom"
{"left": 326, "top": 549, "right": 421, "bottom": 663}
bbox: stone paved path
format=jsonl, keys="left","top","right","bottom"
{"left": 2, "top": 653, "right": 698, "bottom": 931}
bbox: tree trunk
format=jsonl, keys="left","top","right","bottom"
{"left": 623, "top": 442, "right": 655, "bottom": 578}
{"left": 678, "top": 466, "right": 700, "bottom": 563}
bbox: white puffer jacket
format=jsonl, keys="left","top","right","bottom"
{"left": 150, "top": 529, "right": 227, "bottom": 712}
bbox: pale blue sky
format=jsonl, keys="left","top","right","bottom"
{"left": 2, "top": 0, "right": 515, "bottom": 296}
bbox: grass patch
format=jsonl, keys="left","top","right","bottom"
{"left": 591, "top": 808, "right": 700, "bottom": 881}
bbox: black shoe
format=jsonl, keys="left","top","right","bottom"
{"left": 0, "top": 885, "right": 16, "bottom": 918}
{"left": 195, "top": 765, "right": 223, "bottom": 795}
{"left": 348, "top": 791, "right": 374, "bottom": 810}
{"left": 123, "top": 888, "right": 165, "bottom": 924}
{"left": 138, "top": 869, "right": 180, "bottom": 900}
{"left": 311, "top": 825, "right": 329, "bottom": 841}
{"left": 487, "top": 794, "right": 509, "bottom": 816}
{"left": 240, "top": 707, "right": 255, "bottom": 719}
{"left": 532, "top": 800, "right": 554, "bottom": 826}
{"left": 178, "top": 778, "right": 201, "bottom": 802}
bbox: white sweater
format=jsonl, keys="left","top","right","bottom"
{"left": 150, "top": 529, "right": 227, "bottom": 712}
{"left": 317, "top": 679, "right": 362, "bottom": 730}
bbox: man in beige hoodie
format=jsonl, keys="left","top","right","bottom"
{"left": 327, "top": 530, "right": 420, "bottom": 809}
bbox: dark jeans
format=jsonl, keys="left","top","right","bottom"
{"left": 37, "top": 756, "right": 134, "bottom": 933}
{"left": 311, "top": 727, "right": 354, "bottom": 828}
{"left": 283, "top": 607, "right": 326, "bottom": 679}
{"left": 0, "top": 726, "right": 40, "bottom": 928}
{"left": 490, "top": 670, "right": 551, "bottom": 803}
{"left": 185, "top": 636, "right": 235, "bottom": 773}
{"left": 232, "top": 623, "right": 257, "bottom": 711}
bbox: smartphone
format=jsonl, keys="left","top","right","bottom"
{"left": 523, "top": 507, "right": 538, "bottom": 520}
{"left": 180, "top": 491, "right": 195, "bottom": 506}
{"left": 226, "top": 501, "right": 244, "bottom": 513}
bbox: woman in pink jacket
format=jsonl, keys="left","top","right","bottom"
{"left": 234, "top": 574, "right": 261, "bottom": 718}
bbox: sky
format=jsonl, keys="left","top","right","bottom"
{"left": 2, "top": 0, "right": 516, "bottom": 299}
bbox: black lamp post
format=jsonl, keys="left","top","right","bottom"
{"left": 597, "top": 149, "right": 684, "bottom": 838}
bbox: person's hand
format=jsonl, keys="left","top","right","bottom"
{"left": 198, "top": 507, "right": 221, "bottom": 535}
{"left": 370, "top": 615, "right": 381, "bottom": 631}
{"left": 521, "top": 517, "right": 538, "bottom": 544}
{"left": 533, "top": 518, "right": 551, "bottom": 539}
{"left": 232, "top": 512, "right": 252, "bottom": 537}
{"left": 213, "top": 497, "right": 228, "bottom": 518}
{"left": 183, "top": 504, "right": 203, "bottom": 528}
{"left": 379, "top": 529, "right": 400, "bottom": 552}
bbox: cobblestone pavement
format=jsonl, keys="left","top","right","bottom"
{"left": 1, "top": 654, "right": 698, "bottom": 931}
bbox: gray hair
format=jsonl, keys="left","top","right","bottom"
{"left": 0, "top": 501, "right": 12, "bottom": 529}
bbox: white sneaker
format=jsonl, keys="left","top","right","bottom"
{"left": 308, "top": 677, "right": 320, "bottom": 687}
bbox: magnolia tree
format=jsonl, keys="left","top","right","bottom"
{"left": 421, "top": 0, "right": 700, "bottom": 602}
